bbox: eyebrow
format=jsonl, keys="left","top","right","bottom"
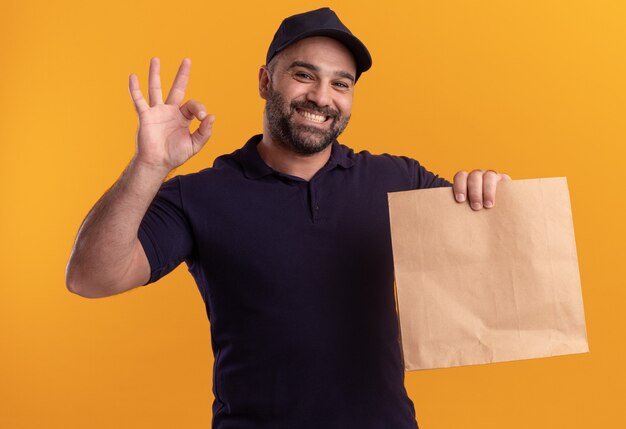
{"left": 287, "top": 60, "right": 355, "bottom": 84}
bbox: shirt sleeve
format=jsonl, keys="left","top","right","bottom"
{"left": 137, "top": 175, "right": 194, "bottom": 285}
{"left": 406, "top": 156, "right": 452, "bottom": 189}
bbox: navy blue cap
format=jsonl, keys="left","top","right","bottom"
{"left": 266, "top": 7, "right": 372, "bottom": 82}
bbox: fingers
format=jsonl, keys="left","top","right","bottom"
{"left": 482, "top": 170, "right": 500, "bottom": 208}
{"left": 180, "top": 99, "right": 208, "bottom": 121}
{"left": 453, "top": 171, "right": 468, "bottom": 203}
{"left": 453, "top": 169, "right": 511, "bottom": 210}
{"left": 452, "top": 170, "right": 485, "bottom": 209}
{"left": 180, "top": 99, "right": 214, "bottom": 151}
{"left": 165, "top": 58, "right": 192, "bottom": 106}
{"left": 467, "top": 169, "right": 485, "bottom": 210}
{"left": 128, "top": 73, "right": 149, "bottom": 114}
{"left": 149, "top": 57, "right": 164, "bottom": 106}
{"left": 191, "top": 114, "right": 216, "bottom": 152}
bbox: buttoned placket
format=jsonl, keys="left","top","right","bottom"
{"left": 309, "top": 178, "right": 321, "bottom": 223}
{"left": 306, "top": 158, "right": 340, "bottom": 223}
{"left": 269, "top": 171, "right": 323, "bottom": 223}
{"left": 272, "top": 158, "right": 336, "bottom": 224}
{"left": 242, "top": 135, "right": 351, "bottom": 224}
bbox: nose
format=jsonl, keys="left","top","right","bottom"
{"left": 305, "top": 81, "right": 332, "bottom": 109}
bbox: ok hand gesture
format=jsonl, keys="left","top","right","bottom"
{"left": 128, "top": 57, "right": 214, "bottom": 174}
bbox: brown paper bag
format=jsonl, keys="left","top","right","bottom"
{"left": 388, "top": 177, "right": 588, "bottom": 370}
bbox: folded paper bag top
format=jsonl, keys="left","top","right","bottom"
{"left": 388, "top": 177, "right": 588, "bottom": 371}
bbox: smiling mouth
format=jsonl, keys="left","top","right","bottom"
{"left": 296, "top": 108, "right": 329, "bottom": 124}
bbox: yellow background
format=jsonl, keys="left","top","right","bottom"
{"left": 1, "top": 0, "right": 624, "bottom": 427}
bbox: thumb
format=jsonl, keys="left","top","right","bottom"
{"left": 190, "top": 114, "right": 215, "bottom": 152}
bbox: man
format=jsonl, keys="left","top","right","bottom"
{"left": 66, "top": 7, "right": 510, "bottom": 429}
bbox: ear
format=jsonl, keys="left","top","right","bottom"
{"left": 258, "top": 66, "right": 271, "bottom": 100}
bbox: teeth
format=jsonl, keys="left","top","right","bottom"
{"left": 298, "top": 109, "right": 326, "bottom": 123}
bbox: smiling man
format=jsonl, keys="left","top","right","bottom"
{"left": 66, "top": 7, "right": 510, "bottom": 429}
{"left": 262, "top": 38, "right": 354, "bottom": 159}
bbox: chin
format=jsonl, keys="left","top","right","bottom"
{"left": 285, "top": 138, "right": 331, "bottom": 156}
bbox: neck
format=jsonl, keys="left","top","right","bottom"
{"left": 257, "top": 131, "right": 332, "bottom": 182}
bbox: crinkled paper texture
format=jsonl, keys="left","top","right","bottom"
{"left": 388, "top": 178, "right": 588, "bottom": 370}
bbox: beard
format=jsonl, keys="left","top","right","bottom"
{"left": 265, "top": 84, "right": 350, "bottom": 156}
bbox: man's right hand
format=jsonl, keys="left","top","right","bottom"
{"left": 128, "top": 57, "right": 215, "bottom": 174}
{"left": 66, "top": 57, "right": 213, "bottom": 298}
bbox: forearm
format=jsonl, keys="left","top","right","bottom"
{"left": 66, "top": 158, "right": 169, "bottom": 295}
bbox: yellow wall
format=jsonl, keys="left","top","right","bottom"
{"left": 2, "top": 0, "right": 624, "bottom": 427}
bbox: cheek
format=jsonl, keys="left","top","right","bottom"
{"left": 279, "top": 82, "right": 309, "bottom": 100}
{"left": 339, "top": 100, "right": 353, "bottom": 117}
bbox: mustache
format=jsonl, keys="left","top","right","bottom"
{"left": 290, "top": 100, "right": 339, "bottom": 118}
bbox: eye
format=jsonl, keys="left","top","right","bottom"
{"left": 333, "top": 81, "right": 351, "bottom": 89}
{"left": 294, "top": 72, "right": 313, "bottom": 80}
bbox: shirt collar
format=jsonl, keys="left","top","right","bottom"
{"left": 239, "top": 134, "right": 356, "bottom": 180}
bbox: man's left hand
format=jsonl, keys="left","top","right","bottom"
{"left": 453, "top": 170, "right": 512, "bottom": 210}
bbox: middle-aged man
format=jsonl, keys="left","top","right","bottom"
{"left": 66, "top": 7, "right": 511, "bottom": 429}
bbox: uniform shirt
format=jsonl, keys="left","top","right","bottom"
{"left": 137, "top": 134, "right": 452, "bottom": 429}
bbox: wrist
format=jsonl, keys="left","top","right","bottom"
{"left": 130, "top": 156, "right": 172, "bottom": 180}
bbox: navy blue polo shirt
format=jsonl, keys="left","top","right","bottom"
{"left": 137, "top": 134, "right": 451, "bottom": 429}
